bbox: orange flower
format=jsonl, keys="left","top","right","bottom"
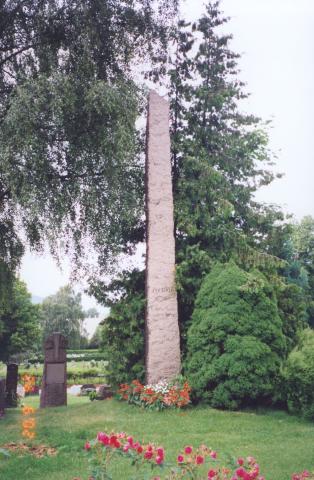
{"left": 21, "top": 404, "right": 36, "bottom": 442}
{"left": 22, "top": 430, "right": 36, "bottom": 440}
{"left": 22, "top": 406, "right": 35, "bottom": 415}
{"left": 23, "top": 418, "right": 36, "bottom": 430}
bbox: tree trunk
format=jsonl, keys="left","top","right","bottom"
{"left": 0, "top": 377, "right": 6, "bottom": 415}
{"left": 145, "top": 90, "right": 181, "bottom": 384}
{"left": 5, "top": 363, "right": 18, "bottom": 407}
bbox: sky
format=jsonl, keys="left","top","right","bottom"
{"left": 20, "top": 0, "right": 314, "bottom": 336}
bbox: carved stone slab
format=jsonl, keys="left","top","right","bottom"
{"left": 145, "top": 91, "right": 181, "bottom": 383}
{"left": 46, "top": 364, "right": 66, "bottom": 384}
{"left": 40, "top": 333, "right": 67, "bottom": 408}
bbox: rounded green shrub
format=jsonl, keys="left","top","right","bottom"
{"left": 185, "top": 261, "right": 286, "bottom": 408}
{"left": 283, "top": 328, "right": 314, "bottom": 420}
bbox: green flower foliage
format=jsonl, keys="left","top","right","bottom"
{"left": 283, "top": 329, "right": 314, "bottom": 420}
{"left": 185, "top": 262, "right": 286, "bottom": 409}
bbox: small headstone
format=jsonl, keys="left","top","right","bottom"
{"left": 80, "top": 384, "right": 96, "bottom": 396}
{"left": 5, "top": 363, "right": 18, "bottom": 407}
{"left": 40, "top": 333, "right": 68, "bottom": 408}
{"left": 17, "top": 384, "right": 25, "bottom": 398}
{"left": 0, "top": 378, "right": 6, "bottom": 416}
{"left": 97, "top": 384, "right": 113, "bottom": 400}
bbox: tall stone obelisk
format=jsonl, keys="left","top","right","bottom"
{"left": 145, "top": 90, "right": 181, "bottom": 384}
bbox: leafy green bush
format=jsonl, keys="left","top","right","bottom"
{"left": 185, "top": 262, "right": 286, "bottom": 409}
{"left": 276, "top": 282, "right": 307, "bottom": 353}
{"left": 27, "top": 350, "right": 106, "bottom": 364}
{"left": 283, "top": 328, "right": 314, "bottom": 420}
{"left": 94, "top": 270, "right": 145, "bottom": 386}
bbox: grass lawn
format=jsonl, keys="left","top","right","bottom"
{"left": 0, "top": 396, "right": 314, "bottom": 479}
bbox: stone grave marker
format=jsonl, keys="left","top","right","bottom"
{"left": 145, "top": 91, "right": 181, "bottom": 383}
{"left": 40, "top": 333, "right": 68, "bottom": 408}
{"left": 97, "top": 384, "right": 113, "bottom": 400}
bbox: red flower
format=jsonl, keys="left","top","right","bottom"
{"left": 208, "top": 470, "right": 216, "bottom": 478}
{"left": 97, "top": 432, "right": 109, "bottom": 446}
{"left": 237, "top": 458, "right": 244, "bottom": 466}
{"left": 84, "top": 441, "right": 91, "bottom": 451}
{"left": 144, "top": 451, "right": 153, "bottom": 460}
{"left": 157, "top": 447, "right": 164, "bottom": 459}
{"left": 184, "top": 446, "right": 192, "bottom": 454}
{"left": 177, "top": 455, "right": 184, "bottom": 463}
{"left": 137, "top": 446, "right": 143, "bottom": 454}
{"left": 236, "top": 467, "right": 246, "bottom": 478}
{"left": 196, "top": 455, "right": 204, "bottom": 465}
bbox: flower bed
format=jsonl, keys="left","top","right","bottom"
{"left": 117, "top": 379, "right": 191, "bottom": 410}
{"left": 84, "top": 430, "right": 266, "bottom": 479}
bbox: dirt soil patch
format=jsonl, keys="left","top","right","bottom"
{"left": 1, "top": 442, "right": 57, "bottom": 458}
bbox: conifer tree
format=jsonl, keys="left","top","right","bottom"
{"left": 168, "top": 2, "right": 285, "bottom": 340}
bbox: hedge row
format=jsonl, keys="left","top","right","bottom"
{"left": 27, "top": 351, "right": 106, "bottom": 364}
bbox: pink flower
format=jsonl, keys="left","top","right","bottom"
{"left": 97, "top": 432, "right": 109, "bottom": 445}
{"left": 196, "top": 455, "right": 204, "bottom": 465}
{"left": 208, "top": 470, "right": 216, "bottom": 478}
{"left": 177, "top": 455, "right": 184, "bottom": 463}
{"left": 109, "top": 435, "right": 117, "bottom": 446}
{"left": 184, "top": 446, "right": 193, "bottom": 454}
{"left": 84, "top": 441, "right": 91, "bottom": 451}
{"left": 236, "top": 467, "right": 246, "bottom": 478}
{"left": 237, "top": 458, "right": 244, "bottom": 466}
{"left": 157, "top": 447, "right": 164, "bottom": 459}
{"left": 123, "top": 445, "right": 129, "bottom": 452}
{"left": 210, "top": 451, "right": 217, "bottom": 459}
{"left": 127, "top": 436, "right": 134, "bottom": 446}
{"left": 156, "top": 455, "right": 163, "bottom": 464}
{"left": 144, "top": 451, "right": 153, "bottom": 460}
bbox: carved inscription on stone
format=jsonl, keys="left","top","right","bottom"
{"left": 152, "top": 286, "right": 176, "bottom": 294}
{"left": 46, "top": 364, "right": 65, "bottom": 384}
